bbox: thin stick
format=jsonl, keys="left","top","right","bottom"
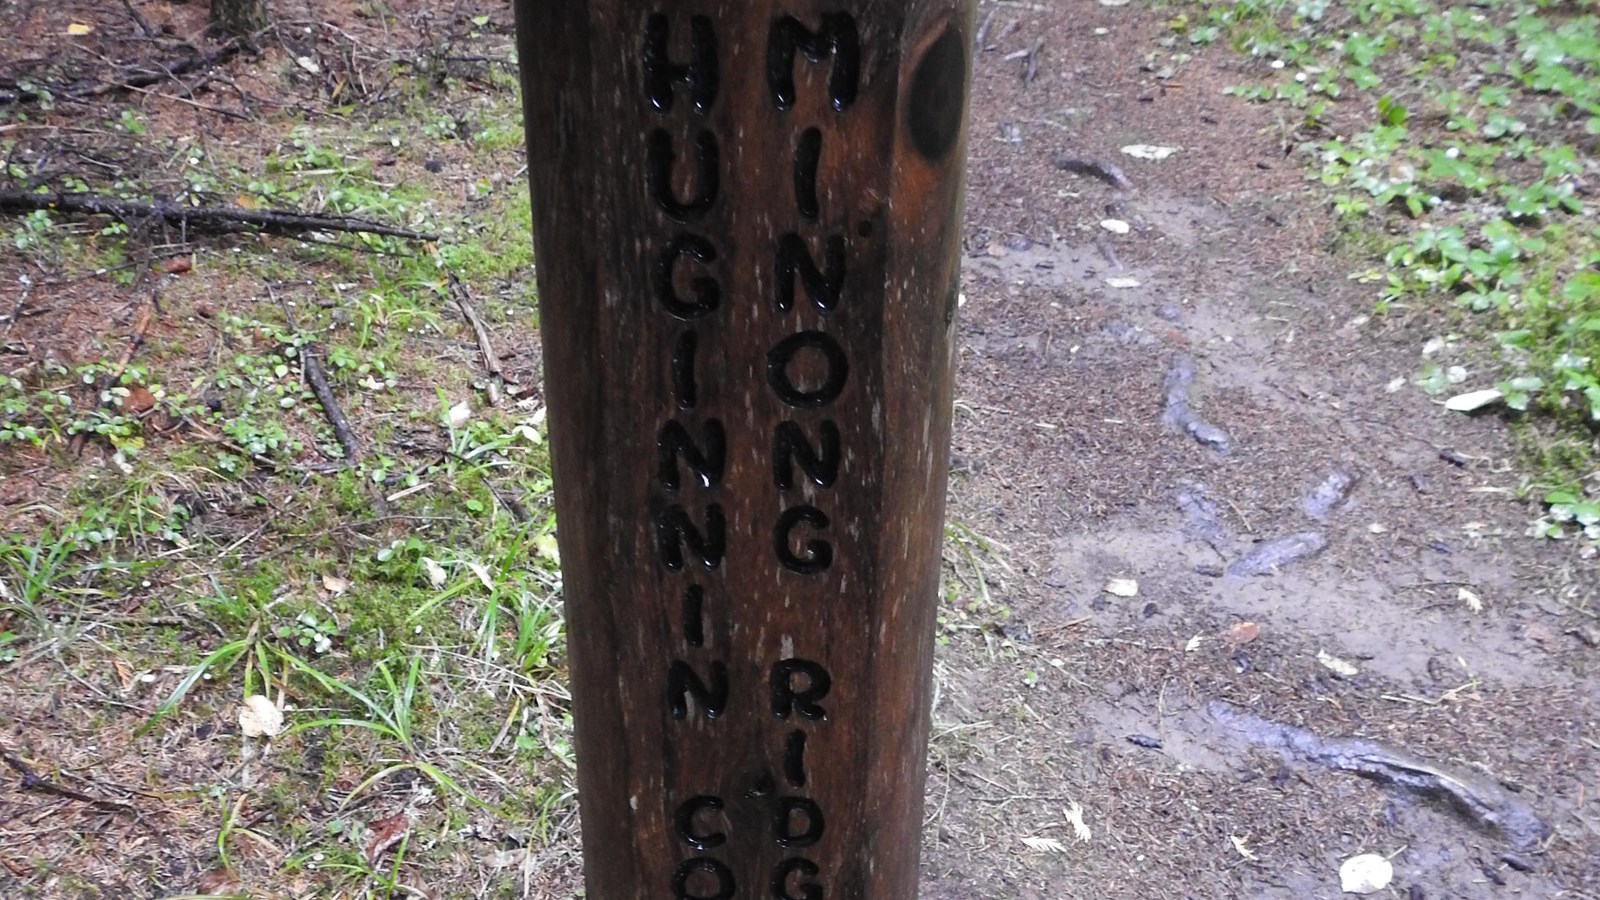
{"left": 3, "top": 275, "right": 34, "bottom": 333}
{"left": 65, "top": 283, "right": 155, "bottom": 456}
{"left": 120, "top": 0, "right": 157, "bottom": 38}
{"left": 0, "top": 43, "right": 240, "bottom": 105}
{"left": 273, "top": 288, "right": 360, "bottom": 465}
{"left": 2, "top": 751, "right": 135, "bottom": 813}
{"left": 109, "top": 303, "right": 155, "bottom": 383}
{"left": 118, "top": 79, "right": 249, "bottom": 120}
{"left": 0, "top": 190, "right": 439, "bottom": 242}
{"left": 1051, "top": 155, "right": 1135, "bottom": 192}
{"left": 447, "top": 272, "right": 504, "bottom": 406}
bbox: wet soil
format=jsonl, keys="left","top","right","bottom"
{"left": 925, "top": 1, "right": 1600, "bottom": 897}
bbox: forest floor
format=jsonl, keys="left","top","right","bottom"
{"left": 1, "top": 0, "right": 1597, "bottom": 898}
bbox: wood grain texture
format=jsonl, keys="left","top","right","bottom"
{"left": 513, "top": 3, "right": 973, "bottom": 896}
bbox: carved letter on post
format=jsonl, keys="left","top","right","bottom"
{"left": 513, "top": 2, "right": 975, "bottom": 896}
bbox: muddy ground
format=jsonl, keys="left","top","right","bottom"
{"left": 929, "top": 1, "right": 1599, "bottom": 897}
{"left": 0, "top": 0, "right": 1597, "bottom": 898}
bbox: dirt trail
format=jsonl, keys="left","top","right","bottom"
{"left": 924, "top": 3, "right": 1599, "bottom": 897}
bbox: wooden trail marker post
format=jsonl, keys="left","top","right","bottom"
{"left": 514, "top": 2, "right": 974, "bottom": 896}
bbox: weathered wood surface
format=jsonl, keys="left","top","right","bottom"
{"left": 513, "top": 2, "right": 974, "bottom": 896}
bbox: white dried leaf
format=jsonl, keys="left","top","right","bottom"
{"left": 1444, "top": 389, "right": 1503, "bottom": 412}
{"left": 1104, "top": 578, "right": 1139, "bottom": 597}
{"left": 1100, "top": 219, "right": 1131, "bottom": 234}
{"left": 1230, "top": 834, "right": 1258, "bottom": 861}
{"left": 1065, "top": 802, "right": 1091, "bottom": 842}
{"left": 421, "top": 556, "right": 448, "bottom": 588}
{"left": 239, "top": 694, "right": 283, "bottom": 738}
{"left": 1104, "top": 276, "right": 1142, "bottom": 289}
{"left": 1185, "top": 633, "right": 1204, "bottom": 653}
{"left": 1121, "top": 144, "right": 1178, "bottom": 160}
{"left": 1021, "top": 836, "right": 1069, "bottom": 854}
{"left": 1459, "top": 587, "right": 1483, "bottom": 613}
{"left": 1317, "top": 649, "right": 1359, "bottom": 678}
{"left": 467, "top": 561, "right": 494, "bottom": 591}
{"left": 1339, "top": 853, "right": 1393, "bottom": 894}
{"left": 485, "top": 847, "right": 528, "bottom": 869}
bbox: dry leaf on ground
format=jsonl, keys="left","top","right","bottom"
{"left": 1444, "top": 388, "right": 1503, "bottom": 412}
{"left": 1104, "top": 577, "right": 1138, "bottom": 597}
{"left": 1224, "top": 621, "right": 1261, "bottom": 645}
{"left": 1317, "top": 649, "right": 1360, "bottom": 678}
{"left": 1121, "top": 144, "right": 1178, "bottom": 160}
{"left": 421, "top": 557, "right": 448, "bottom": 588}
{"left": 239, "top": 695, "right": 283, "bottom": 738}
{"left": 1339, "top": 853, "right": 1393, "bottom": 894}
{"left": 1065, "top": 801, "right": 1091, "bottom": 842}
{"left": 364, "top": 812, "right": 413, "bottom": 866}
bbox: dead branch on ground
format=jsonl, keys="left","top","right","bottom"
{"left": 447, "top": 272, "right": 505, "bottom": 407}
{"left": 0, "top": 190, "right": 439, "bottom": 242}
{"left": 2, "top": 750, "right": 136, "bottom": 813}
{"left": 272, "top": 288, "right": 360, "bottom": 466}
{"left": 0, "top": 43, "right": 242, "bottom": 106}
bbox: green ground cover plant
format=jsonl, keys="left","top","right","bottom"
{"left": 1172, "top": 0, "right": 1600, "bottom": 543}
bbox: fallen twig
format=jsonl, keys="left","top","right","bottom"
{"left": 274, "top": 288, "right": 360, "bottom": 465}
{"left": 1022, "top": 39, "right": 1044, "bottom": 85}
{"left": 302, "top": 342, "right": 359, "bottom": 465}
{"left": 0, "top": 190, "right": 439, "bottom": 242}
{"left": 1093, "top": 234, "right": 1124, "bottom": 272}
{"left": 487, "top": 481, "right": 531, "bottom": 524}
{"left": 109, "top": 302, "right": 154, "bottom": 383}
{"left": 1051, "top": 154, "right": 1134, "bottom": 192}
{"left": 120, "top": 0, "right": 157, "bottom": 38}
{"left": 447, "top": 272, "right": 504, "bottom": 406}
{"left": 0, "top": 43, "right": 242, "bottom": 105}
{"left": 120, "top": 79, "right": 249, "bottom": 120}
{"left": 68, "top": 289, "right": 157, "bottom": 456}
{"left": 3, "top": 275, "right": 34, "bottom": 334}
{"left": 2, "top": 751, "right": 135, "bottom": 813}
